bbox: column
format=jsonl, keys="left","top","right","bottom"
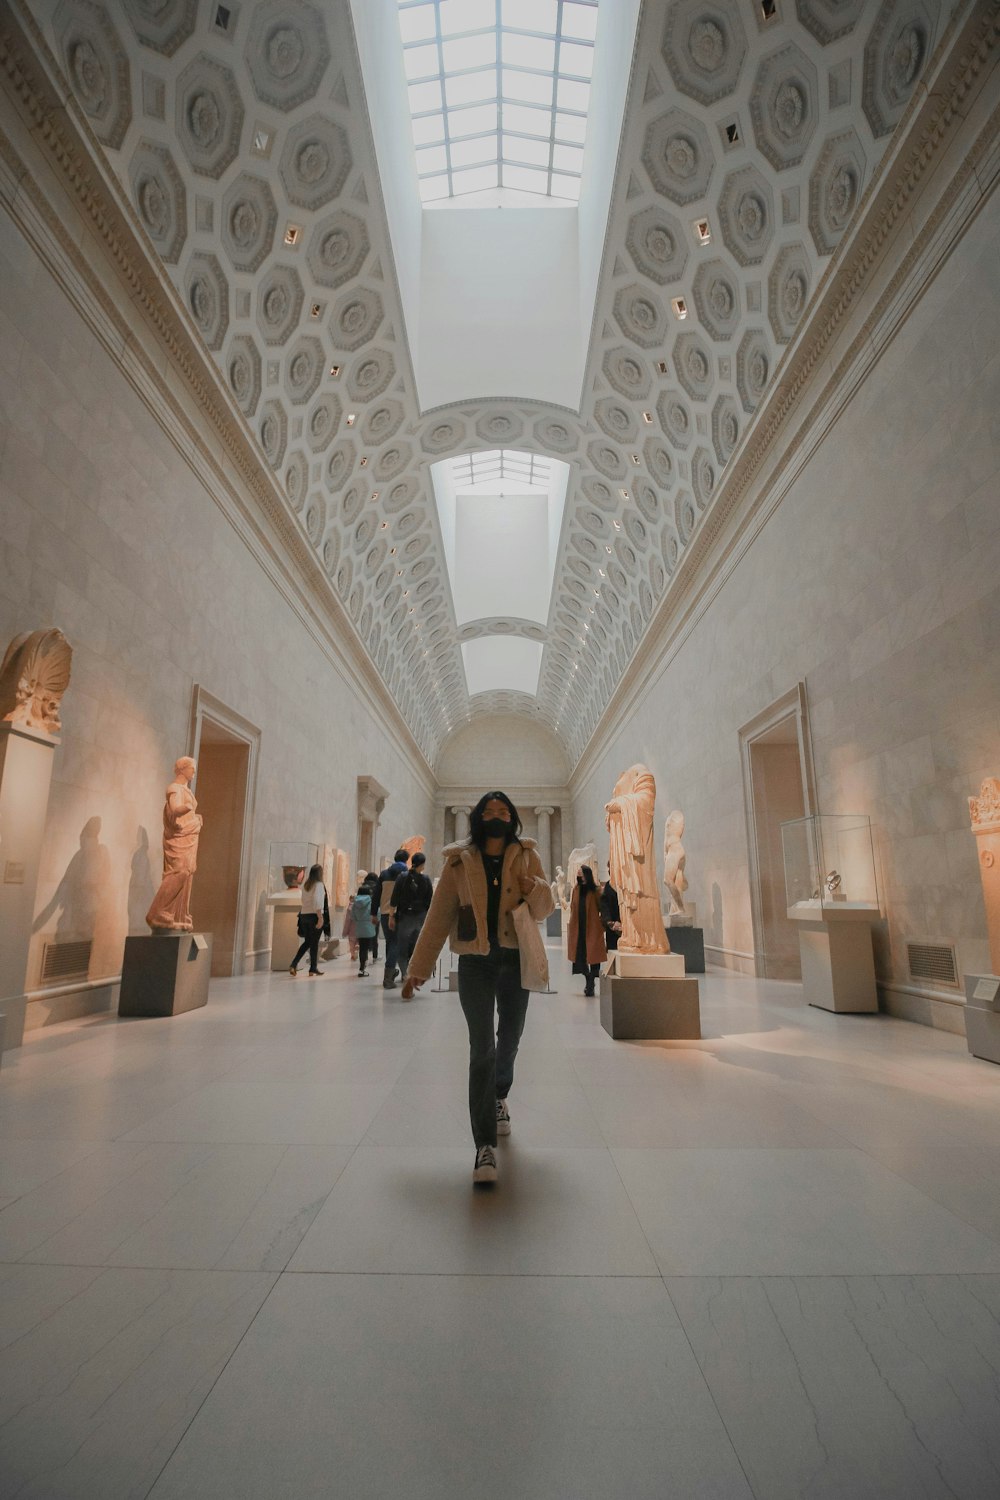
{"left": 452, "top": 806, "right": 471, "bottom": 843}
{"left": 534, "top": 806, "right": 555, "bottom": 874}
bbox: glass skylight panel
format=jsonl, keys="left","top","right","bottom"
{"left": 450, "top": 449, "right": 552, "bottom": 491}
{"left": 398, "top": 0, "right": 598, "bottom": 203}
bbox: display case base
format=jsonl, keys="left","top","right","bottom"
{"left": 964, "top": 974, "right": 1000, "bottom": 1065}
{"left": 665, "top": 925, "right": 705, "bottom": 973}
{"left": 797, "top": 916, "right": 877, "bottom": 1013}
{"left": 600, "top": 973, "right": 701, "bottom": 1040}
{"left": 119, "top": 933, "right": 213, "bottom": 1018}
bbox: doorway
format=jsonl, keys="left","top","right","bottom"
{"left": 740, "top": 685, "right": 815, "bottom": 981}
{"left": 189, "top": 688, "right": 260, "bottom": 978}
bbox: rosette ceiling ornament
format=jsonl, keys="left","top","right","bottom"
{"left": 39, "top": 0, "right": 942, "bottom": 765}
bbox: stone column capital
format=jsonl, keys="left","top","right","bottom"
{"left": 533, "top": 805, "right": 555, "bottom": 817}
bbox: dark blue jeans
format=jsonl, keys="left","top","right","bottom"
{"left": 380, "top": 914, "right": 398, "bottom": 976}
{"left": 458, "top": 945, "right": 530, "bottom": 1148}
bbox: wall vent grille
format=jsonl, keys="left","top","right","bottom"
{"left": 40, "top": 939, "right": 92, "bottom": 985}
{"left": 906, "top": 941, "right": 959, "bottom": 989}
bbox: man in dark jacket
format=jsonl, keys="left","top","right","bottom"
{"left": 388, "top": 852, "right": 433, "bottom": 989}
{"left": 376, "top": 849, "right": 410, "bottom": 988}
{"left": 599, "top": 880, "right": 622, "bottom": 951}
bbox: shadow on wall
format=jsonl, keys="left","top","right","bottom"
{"left": 128, "top": 826, "right": 155, "bottom": 934}
{"left": 705, "top": 881, "right": 724, "bottom": 952}
{"left": 32, "top": 816, "right": 115, "bottom": 955}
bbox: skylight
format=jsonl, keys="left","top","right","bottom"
{"left": 398, "top": 0, "right": 598, "bottom": 203}
{"left": 450, "top": 448, "right": 552, "bottom": 491}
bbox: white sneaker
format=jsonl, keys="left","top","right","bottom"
{"left": 496, "top": 1099, "right": 511, "bottom": 1136}
{"left": 473, "top": 1145, "right": 497, "bottom": 1183}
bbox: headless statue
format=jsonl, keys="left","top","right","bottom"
{"left": 605, "top": 764, "right": 669, "bottom": 955}
{"left": 663, "top": 810, "right": 688, "bottom": 920}
{"left": 146, "top": 757, "right": 203, "bottom": 932}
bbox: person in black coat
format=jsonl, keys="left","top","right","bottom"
{"left": 599, "top": 880, "right": 622, "bottom": 952}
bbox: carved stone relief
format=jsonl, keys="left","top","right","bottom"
{"left": 662, "top": 0, "right": 748, "bottom": 106}
{"left": 279, "top": 115, "right": 352, "bottom": 210}
{"left": 184, "top": 251, "right": 229, "bottom": 350}
{"left": 0, "top": 628, "right": 73, "bottom": 738}
{"left": 717, "top": 163, "right": 775, "bottom": 265}
{"left": 221, "top": 172, "right": 277, "bottom": 273}
{"left": 129, "top": 140, "right": 187, "bottom": 263}
{"left": 175, "top": 54, "right": 243, "bottom": 179}
{"left": 808, "top": 129, "right": 868, "bottom": 255}
{"left": 768, "top": 243, "right": 811, "bottom": 343}
{"left": 56, "top": 0, "right": 132, "bottom": 150}
{"left": 624, "top": 204, "right": 689, "bottom": 285}
{"left": 245, "top": 0, "right": 331, "bottom": 112}
{"left": 642, "top": 106, "right": 715, "bottom": 205}
{"left": 750, "top": 44, "right": 819, "bottom": 170}
{"left": 256, "top": 263, "right": 303, "bottom": 345}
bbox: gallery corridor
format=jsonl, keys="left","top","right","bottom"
{"left": 2, "top": 956, "right": 1000, "bottom": 1498}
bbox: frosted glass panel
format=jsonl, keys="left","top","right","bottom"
{"left": 398, "top": 0, "right": 597, "bottom": 200}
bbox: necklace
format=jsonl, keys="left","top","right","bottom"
{"left": 484, "top": 852, "right": 503, "bottom": 888}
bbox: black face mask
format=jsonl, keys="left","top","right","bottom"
{"left": 482, "top": 817, "right": 511, "bottom": 840}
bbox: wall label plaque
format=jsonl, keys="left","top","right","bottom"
{"left": 4, "top": 861, "right": 25, "bottom": 884}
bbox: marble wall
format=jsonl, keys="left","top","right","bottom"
{"left": 0, "top": 206, "right": 434, "bottom": 1018}
{"left": 572, "top": 188, "right": 1000, "bottom": 1029}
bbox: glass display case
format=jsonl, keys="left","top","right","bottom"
{"left": 781, "top": 814, "right": 879, "bottom": 918}
{"left": 267, "top": 842, "right": 321, "bottom": 901}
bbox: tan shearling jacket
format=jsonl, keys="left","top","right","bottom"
{"left": 407, "top": 838, "right": 554, "bottom": 984}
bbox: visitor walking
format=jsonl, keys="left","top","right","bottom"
{"left": 376, "top": 849, "right": 410, "bottom": 988}
{"left": 600, "top": 879, "right": 622, "bottom": 951}
{"left": 388, "top": 851, "right": 433, "bottom": 990}
{"left": 351, "top": 880, "right": 378, "bottom": 977}
{"left": 402, "top": 791, "right": 554, "bottom": 1184}
{"left": 568, "top": 864, "right": 607, "bottom": 996}
{"left": 289, "top": 864, "right": 330, "bottom": 977}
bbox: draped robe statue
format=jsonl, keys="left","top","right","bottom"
{"left": 146, "top": 757, "right": 203, "bottom": 932}
{"left": 663, "top": 810, "right": 688, "bottom": 919}
{"left": 605, "top": 764, "right": 669, "bottom": 955}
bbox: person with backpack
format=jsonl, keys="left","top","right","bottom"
{"left": 388, "top": 851, "right": 433, "bottom": 990}
{"left": 401, "top": 791, "right": 554, "bottom": 1185}
{"left": 375, "top": 848, "right": 410, "bottom": 989}
{"left": 351, "top": 879, "right": 378, "bottom": 977}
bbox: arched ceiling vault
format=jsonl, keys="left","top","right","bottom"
{"left": 36, "top": 0, "right": 943, "bottom": 766}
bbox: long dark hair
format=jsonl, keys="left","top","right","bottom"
{"left": 304, "top": 863, "right": 323, "bottom": 892}
{"left": 578, "top": 864, "right": 598, "bottom": 892}
{"left": 468, "top": 790, "right": 522, "bottom": 850}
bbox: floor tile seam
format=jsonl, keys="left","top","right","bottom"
{"left": 135, "top": 1268, "right": 284, "bottom": 1500}
{"left": 847, "top": 1139, "right": 1000, "bottom": 1252}
{"left": 276, "top": 1268, "right": 668, "bottom": 1278}
{"left": 657, "top": 1269, "right": 761, "bottom": 1500}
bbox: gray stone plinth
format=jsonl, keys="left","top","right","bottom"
{"left": 546, "top": 911, "right": 562, "bottom": 938}
{"left": 964, "top": 974, "right": 1000, "bottom": 1066}
{"left": 666, "top": 925, "right": 705, "bottom": 973}
{"left": 796, "top": 916, "right": 877, "bottom": 1013}
{"left": 119, "top": 933, "right": 213, "bottom": 1018}
{"left": 600, "top": 973, "right": 701, "bottom": 1040}
{"left": 0, "top": 995, "right": 26, "bottom": 1053}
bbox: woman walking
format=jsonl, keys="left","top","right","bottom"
{"left": 402, "top": 792, "right": 554, "bottom": 1184}
{"left": 289, "top": 864, "right": 330, "bottom": 977}
{"left": 568, "top": 865, "right": 607, "bottom": 997}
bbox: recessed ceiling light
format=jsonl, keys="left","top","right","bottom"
{"left": 671, "top": 297, "right": 688, "bottom": 320}
{"left": 346, "top": 412, "right": 356, "bottom": 425}
{"left": 360, "top": 456, "right": 368, "bottom": 467}
{"left": 329, "top": 364, "right": 341, "bottom": 378}
{"left": 724, "top": 122, "right": 740, "bottom": 147}
{"left": 310, "top": 303, "right": 322, "bottom": 319}
{"left": 629, "top": 453, "right": 640, "bottom": 465}
{"left": 283, "top": 223, "right": 302, "bottom": 247}
{"left": 251, "top": 125, "right": 273, "bottom": 158}
{"left": 371, "top": 491, "right": 379, "bottom": 501}
{"left": 694, "top": 218, "right": 711, "bottom": 245}
{"left": 657, "top": 360, "right": 668, "bottom": 374}
{"left": 619, "top": 488, "right": 628, "bottom": 500}
{"left": 760, "top": 0, "right": 777, "bottom": 16}
{"left": 642, "top": 411, "right": 653, "bottom": 424}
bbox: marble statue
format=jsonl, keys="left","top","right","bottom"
{"left": 401, "top": 835, "right": 425, "bottom": 859}
{"left": 0, "top": 627, "right": 72, "bottom": 737}
{"left": 605, "top": 764, "right": 669, "bottom": 955}
{"left": 662, "top": 810, "right": 689, "bottom": 920}
{"left": 551, "top": 865, "right": 570, "bottom": 912}
{"left": 567, "top": 843, "right": 599, "bottom": 888}
{"left": 969, "top": 778, "right": 1000, "bottom": 974}
{"left": 146, "top": 757, "right": 203, "bottom": 933}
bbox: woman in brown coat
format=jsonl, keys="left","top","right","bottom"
{"left": 568, "top": 865, "right": 607, "bottom": 997}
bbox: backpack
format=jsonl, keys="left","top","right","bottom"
{"left": 394, "top": 871, "right": 421, "bottom": 916}
{"left": 352, "top": 893, "right": 372, "bottom": 927}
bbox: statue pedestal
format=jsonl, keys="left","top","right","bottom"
{"left": 665, "top": 925, "right": 705, "bottom": 973}
{"left": 606, "top": 952, "right": 685, "bottom": 979}
{"left": 546, "top": 910, "right": 562, "bottom": 938}
{"left": 0, "top": 721, "right": 58, "bottom": 1052}
{"left": 964, "top": 974, "right": 1000, "bottom": 1066}
{"left": 119, "top": 933, "right": 213, "bottom": 1018}
{"left": 600, "top": 969, "right": 701, "bottom": 1040}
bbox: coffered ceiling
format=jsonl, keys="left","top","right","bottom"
{"left": 32, "top": 0, "right": 943, "bottom": 766}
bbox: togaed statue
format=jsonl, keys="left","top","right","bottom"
{"left": 605, "top": 764, "right": 669, "bottom": 955}
{"left": 146, "top": 757, "right": 203, "bottom": 933}
{"left": 663, "top": 810, "right": 689, "bottom": 920}
{"left": 551, "top": 865, "right": 570, "bottom": 912}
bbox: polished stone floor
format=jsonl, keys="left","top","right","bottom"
{"left": 2, "top": 954, "right": 1000, "bottom": 1498}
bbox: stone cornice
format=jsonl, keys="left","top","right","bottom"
{"left": 572, "top": 0, "right": 1000, "bottom": 794}
{"left": 0, "top": 1, "right": 436, "bottom": 798}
